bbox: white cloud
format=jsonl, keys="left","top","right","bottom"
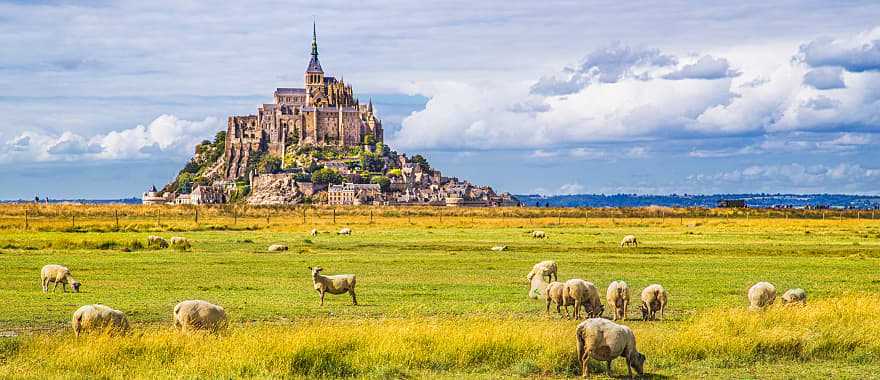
{"left": 0, "top": 115, "right": 221, "bottom": 163}
{"left": 663, "top": 55, "right": 739, "bottom": 80}
{"left": 689, "top": 163, "right": 880, "bottom": 191}
{"left": 558, "top": 183, "right": 585, "bottom": 195}
{"left": 803, "top": 67, "right": 845, "bottom": 89}
{"left": 797, "top": 26, "right": 880, "bottom": 72}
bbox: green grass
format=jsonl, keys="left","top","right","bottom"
{"left": 1, "top": 211, "right": 879, "bottom": 378}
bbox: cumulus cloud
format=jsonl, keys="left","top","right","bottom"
{"left": 558, "top": 183, "right": 585, "bottom": 195}
{"left": 690, "top": 163, "right": 880, "bottom": 191}
{"left": 803, "top": 67, "right": 845, "bottom": 89}
{"left": 0, "top": 115, "right": 221, "bottom": 163}
{"left": 663, "top": 55, "right": 739, "bottom": 80}
{"left": 798, "top": 27, "right": 880, "bottom": 72}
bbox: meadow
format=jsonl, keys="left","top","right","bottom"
{"left": 0, "top": 205, "right": 879, "bottom": 379}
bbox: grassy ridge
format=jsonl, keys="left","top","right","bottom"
{"left": 0, "top": 207, "right": 879, "bottom": 378}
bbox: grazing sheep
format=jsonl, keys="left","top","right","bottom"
{"left": 309, "top": 266, "right": 357, "bottom": 306}
{"left": 529, "top": 272, "right": 549, "bottom": 300}
{"left": 173, "top": 300, "right": 227, "bottom": 333}
{"left": 268, "top": 244, "right": 288, "bottom": 252}
{"left": 620, "top": 235, "right": 638, "bottom": 247}
{"left": 169, "top": 236, "right": 191, "bottom": 250}
{"left": 147, "top": 235, "right": 169, "bottom": 248}
{"left": 526, "top": 260, "right": 558, "bottom": 283}
{"left": 639, "top": 284, "right": 668, "bottom": 321}
{"left": 531, "top": 230, "right": 547, "bottom": 239}
{"left": 542, "top": 281, "right": 567, "bottom": 317}
{"left": 564, "top": 279, "right": 604, "bottom": 319}
{"left": 310, "top": 228, "right": 318, "bottom": 237}
{"left": 606, "top": 281, "right": 631, "bottom": 321}
{"left": 782, "top": 288, "right": 807, "bottom": 306}
{"left": 72, "top": 304, "right": 128, "bottom": 337}
{"left": 490, "top": 245, "right": 508, "bottom": 252}
{"left": 40, "top": 264, "right": 80, "bottom": 293}
{"left": 337, "top": 228, "right": 352, "bottom": 235}
{"left": 576, "top": 318, "right": 646, "bottom": 379}
{"left": 748, "top": 282, "right": 777, "bottom": 310}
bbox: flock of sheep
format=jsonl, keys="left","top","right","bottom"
{"left": 37, "top": 229, "right": 809, "bottom": 378}
{"left": 523, "top": 232, "right": 808, "bottom": 378}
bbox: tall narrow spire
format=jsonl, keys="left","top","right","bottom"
{"left": 306, "top": 21, "right": 323, "bottom": 73}
{"left": 311, "top": 21, "right": 318, "bottom": 58}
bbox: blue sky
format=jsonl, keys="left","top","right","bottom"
{"left": 2, "top": 1, "right": 880, "bottom": 198}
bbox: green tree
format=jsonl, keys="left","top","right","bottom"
{"left": 256, "top": 155, "right": 282, "bottom": 174}
{"left": 411, "top": 154, "right": 430, "bottom": 172}
{"left": 370, "top": 175, "right": 391, "bottom": 192}
{"left": 311, "top": 168, "right": 343, "bottom": 185}
{"left": 386, "top": 168, "right": 402, "bottom": 178}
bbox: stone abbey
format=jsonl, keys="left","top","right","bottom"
{"left": 224, "top": 24, "right": 383, "bottom": 180}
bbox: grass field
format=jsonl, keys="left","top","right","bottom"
{"left": 1, "top": 206, "right": 879, "bottom": 378}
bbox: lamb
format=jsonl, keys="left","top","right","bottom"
{"left": 309, "top": 266, "right": 357, "bottom": 306}
{"left": 268, "top": 244, "right": 288, "bottom": 252}
{"left": 576, "top": 318, "right": 646, "bottom": 379}
{"left": 310, "top": 228, "right": 318, "bottom": 237}
{"left": 542, "top": 281, "right": 567, "bottom": 317}
{"left": 147, "top": 235, "right": 169, "bottom": 248}
{"left": 782, "top": 288, "right": 807, "bottom": 306}
{"left": 169, "top": 236, "right": 191, "bottom": 250}
{"left": 526, "top": 260, "right": 558, "bottom": 283}
{"left": 40, "top": 264, "right": 81, "bottom": 293}
{"left": 72, "top": 304, "right": 129, "bottom": 337}
{"left": 564, "top": 279, "right": 604, "bottom": 319}
{"left": 531, "top": 230, "right": 547, "bottom": 239}
{"left": 338, "top": 228, "right": 352, "bottom": 235}
{"left": 639, "top": 284, "right": 668, "bottom": 321}
{"left": 748, "top": 282, "right": 777, "bottom": 310}
{"left": 173, "top": 300, "right": 227, "bottom": 333}
{"left": 620, "top": 235, "right": 638, "bottom": 247}
{"left": 606, "top": 281, "right": 630, "bottom": 321}
{"left": 490, "top": 245, "right": 508, "bottom": 252}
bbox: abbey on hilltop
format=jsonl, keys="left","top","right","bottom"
{"left": 224, "top": 23, "right": 383, "bottom": 180}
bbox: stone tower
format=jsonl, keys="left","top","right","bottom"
{"left": 305, "top": 22, "right": 325, "bottom": 106}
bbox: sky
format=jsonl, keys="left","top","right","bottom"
{"left": 2, "top": 0, "right": 880, "bottom": 198}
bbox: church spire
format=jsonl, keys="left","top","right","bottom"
{"left": 311, "top": 21, "right": 318, "bottom": 58}
{"left": 306, "top": 21, "right": 323, "bottom": 73}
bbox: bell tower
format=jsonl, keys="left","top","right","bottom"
{"left": 305, "top": 21, "right": 325, "bottom": 106}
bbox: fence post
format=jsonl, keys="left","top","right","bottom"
{"left": 195, "top": 208, "right": 199, "bottom": 224}
{"left": 333, "top": 209, "right": 336, "bottom": 224}
{"left": 72, "top": 215, "right": 75, "bottom": 228}
{"left": 370, "top": 209, "right": 373, "bottom": 223}
{"left": 233, "top": 208, "right": 237, "bottom": 225}
{"left": 156, "top": 211, "right": 161, "bottom": 227}
{"left": 115, "top": 210, "right": 119, "bottom": 229}
{"left": 267, "top": 210, "right": 270, "bottom": 225}
{"left": 24, "top": 209, "right": 29, "bottom": 230}
{"left": 302, "top": 208, "right": 306, "bottom": 224}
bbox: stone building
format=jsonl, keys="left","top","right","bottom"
{"left": 328, "top": 183, "right": 382, "bottom": 205}
{"left": 225, "top": 23, "right": 383, "bottom": 180}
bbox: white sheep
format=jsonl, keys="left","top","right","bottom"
{"left": 576, "top": 318, "right": 646, "bottom": 378}
{"left": 309, "top": 266, "right": 357, "bottom": 306}
{"left": 310, "top": 228, "right": 318, "bottom": 237}
{"left": 542, "top": 281, "right": 567, "bottom": 317}
{"left": 490, "top": 245, "right": 508, "bottom": 252}
{"left": 337, "top": 228, "right": 352, "bottom": 235}
{"left": 563, "top": 279, "right": 604, "bottom": 319}
{"left": 173, "top": 300, "right": 227, "bottom": 333}
{"left": 748, "top": 282, "right": 777, "bottom": 310}
{"left": 606, "top": 281, "right": 631, "bottom": 321}
{"left": 40, "top": 264, "right": 81, "bottom": 293}
{"left": 782, "top": 288, "right": 807, "bottom": 306}
{"left": 639, "top": 284, "right": 668, "bottom": 321}
{"left": 620, "top": 235, "right": 638, "bottom": 247}
{"left": 170, "top": 236, "right": 191, "bottom": 250}
{"left": 72, "top": 304, "right": 129, "bottom": 337}
{"left": 147, "top": 235, "right": 169, "bottom": 248}
{"left": 526, "top": 260, "right": 558, "bottom": 283}
{"left": 268, "top": 244, "right": 288, "bottom": 252}
{"left": 531, "top": 230, "right": 547, "bottom": 239}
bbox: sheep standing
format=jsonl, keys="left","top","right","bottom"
{"left": 72, "top": 304, "right": 129, "bottom": 337}
{"left": 147, "top": 235, "right": 169, "bottom": 248}
{"left": 268, "top": 244, "right": 288, "bottom": 252}
{"left": 309, "top": 228, "right": 318, "bottom": 237}
{"left": 531, "top": 230, "right": 546, "bottom": 239}
{"left": 620, "top": 235, "right": 638, "bottom": 247}
{"left": 40, "top": 264, "right": 80, "bottom": 293}
{"left": 526, "top": 260, "right": 558, "bottom": 283}
{"left": 490, "top": 245, "right": 508, "bottom": 252}
{"left": 748, "top": 282, "right": 777, "bottom": 310}
{"left": 338, "top": 228, "right": 352, "bottom": 235}
{"left": 542, "top": 281, "right": 567, "bottom": 317}
{"left": 782, "top": 288, "right": 807, "bottom": 305}
{"left": 606, "top": 281, "right": 630, "bottom": 321}
{"left": 173, "top": 300, "right": 227, "bottom": 333}
{"left": 563, "top": 279, "right": 604, "bottom": 319}
{"left": 170, "top": 236, "right": 191, "bottom": 250}
{"left": 309, "top": 266, "right": 357, "bottom": 306}
{"left": 639, "top": 284, "right": 668, "bottom": 321}
{"left": 576, "top": 318, "right": 646, "bottom": 378}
